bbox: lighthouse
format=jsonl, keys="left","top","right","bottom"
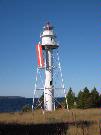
{"left": 41, "top": 22, "right": 58, "bottom": 111}
{"left": 33, "top": 22, "right": 67, "bottom": 112}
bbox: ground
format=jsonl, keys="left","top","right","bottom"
{"left": 0, "top": 109, "right": 100, "bottom": 135}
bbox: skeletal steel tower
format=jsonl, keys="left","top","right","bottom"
{"left": 33, "top": 22, "right": 68, "bottom": 111}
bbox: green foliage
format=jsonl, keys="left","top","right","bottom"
{"left": 22, "top": 105, "right": 31, "bottom": 112}
{"left": 77, "top": 87, "right": 91, "bottom": 109}
{"left": 35, "top": 93, "right": 44, "bottom": 109}
{"left": 40, "top": 93, "right": 44, "bottom": 102}
{"left": 64, "top": 87, "right": 101, "bottom": 109}
{"left": 60, "top": 97, "right": 67, "bottom": 109}
{"left": 76, "top": 87, "right": 101, "bottom": 109}
{"left": 90, "top": 87, "right": 100, "bottom": 107}
{"left": 66, "top": 87, "right": 75, "bottom": 109}
{"left": 77, "top": 90, "right": 84, "bottom": 108}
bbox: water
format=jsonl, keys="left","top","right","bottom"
{"left": 0, "top": 97, "right": 32, "bottom": 112}
{"left": 0, "top": 96, "right": 64, "bottom": 112}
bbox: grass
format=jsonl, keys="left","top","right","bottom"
{"left": 0, "top": 108, "right": 100, "bottom": 135}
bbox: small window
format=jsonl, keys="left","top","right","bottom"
{"left": 50, "top": 81, "right": 52, "bottom": 85}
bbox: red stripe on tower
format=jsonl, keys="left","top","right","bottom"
{"left": 36, "top": 44, "right": 44, "bottom": 68}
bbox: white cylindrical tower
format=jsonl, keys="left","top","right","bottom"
{"left": 41, "top": 22, "right": 58, "bottom": 111}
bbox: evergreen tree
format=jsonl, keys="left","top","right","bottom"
{"left": 39, "top": 93, "right": 44, "bottom": 108}
{"left": 99, "top": 94, "right": 101, "bottom": 107}
{"left": 77, "top": 87, "right": 90, "bottom": 109}
{"left": 83, "top": 87, "right": 91, "bottom": 108}
{"left": 66, "top": 87, "right": 75, "bottom": 109}
{"left": 22, "top": 104, "right": 31, "bottom": 112}
{"left": 90, "top": 87, "right": 100, "bottom": 107}
{"left": 77, "top": 90, "right": 84, "bottom": 108}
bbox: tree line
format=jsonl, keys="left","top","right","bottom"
{"left": 23, "top": 87, "right": 100, "bottom": 111}
{"left": 64, "top": 87, "right": 101, "bottom": 109}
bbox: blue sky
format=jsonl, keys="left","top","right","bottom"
{"left": 0, "top": 0, "right": 100, "bottom": 97}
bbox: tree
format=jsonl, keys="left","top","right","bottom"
{"left": 99, "top": 94, "right": 101, "bottom": 107}
{"left": 77, "top": 90, "right": 84, "bottom": 108}
{"left": 22, "top": 104, "right": 31, "bottom": 112}
{"left": 90, "top": 87, "right": 100, "bottom": 107}
{"left": 66, "top": 87, "right": 75, "bottom": 109}
{"left": 77, "top": 87, "right": 90, "bottom": 109}
{"left": 36, "top": 93, "right": 44, "bottom": 109}
{"left": 83, "top": 87, "right": 91, "bottom": 108}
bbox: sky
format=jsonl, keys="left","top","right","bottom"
{"left": 0, "top": 0, "right": 101, "bottom": 97}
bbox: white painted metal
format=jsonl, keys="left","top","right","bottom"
{"left": 33, "top": 23, "right": 68, "bottom": 112}
{"left": 41, "top": 32, "right": 56, "bottom": 46}
{"left": 41, "top": 27, "right": 56, "bottom": 46}
{"left": 41, "top": 23, "right": 57, "bottom": 111}
{"left": 44, "top": 49, "right": 53, "bottom": 111}
{"left": 56, "top": 51, "right": 69, "bottom": 110}
{"left": 32, "top": 68, "right": 39, "bottom": 111}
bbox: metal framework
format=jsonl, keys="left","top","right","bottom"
{"left": 32, "top": 22, "right": 68, "bottom": 112}
{"left": 32, "top": 48, "right": 68, "bottom": 111}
